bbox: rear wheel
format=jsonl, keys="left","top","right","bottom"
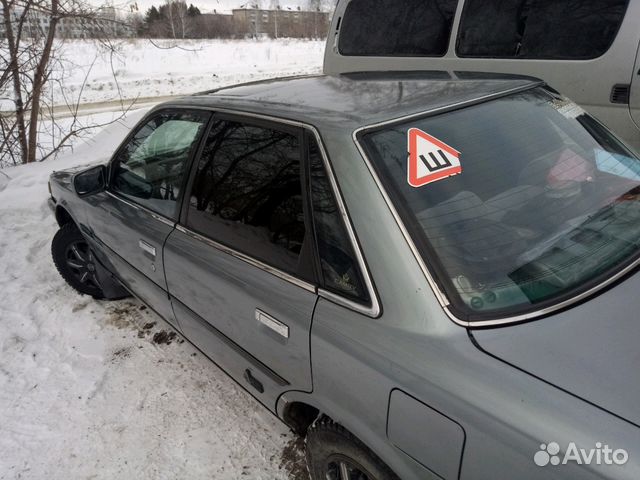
{"left": 52, "top": 223, "right": 104, "bottom": 298}
{"left": 306, "top": 419, "right": 399, "bottom": 480}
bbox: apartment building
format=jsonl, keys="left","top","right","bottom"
{"left": 231, "top": 7, "right": 331, "bottom": 38}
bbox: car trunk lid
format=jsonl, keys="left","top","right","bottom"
{"left": 473, "top": 270, "right": 640, "bottom": 426}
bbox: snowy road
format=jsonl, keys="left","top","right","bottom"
{"left": 0, "top": 111, "right": 306, "bottom": 480}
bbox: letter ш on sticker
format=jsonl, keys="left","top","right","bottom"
{"left": 408, "top": 128, "right": 462, "bottom": 188}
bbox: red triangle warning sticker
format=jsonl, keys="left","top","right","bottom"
{"left": 408, "top": 128, "right": 462, "bottom": 188}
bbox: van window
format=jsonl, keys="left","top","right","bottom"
{"left": 457, "top": 0, "right": 629, "bottom": 59}
{"left": 339, "top": 0, "right": 458, "bottom": 57}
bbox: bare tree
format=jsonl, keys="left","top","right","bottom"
{"left": 160, "top": 0, "right": 189, "bottom": 39}
{"left": 0, "top": 0, "right": 132, "bottom": 166}
{"left": 163, "top": 0, "right": 175, "bottom": 37}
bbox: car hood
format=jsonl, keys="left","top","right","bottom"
{"left": 473, "top": 270, "right": 640, "bottom": 427}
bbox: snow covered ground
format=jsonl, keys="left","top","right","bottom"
{"left": 51, "top": 38, "right": 326, "bottom": 107}
{"left": 0, "top": 109, "right": 307, "bottom": 479}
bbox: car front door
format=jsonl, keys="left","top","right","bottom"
{"left": 164, "top": 115, "right": 318, "bottom": 409}
{"left": 84, "top": 109, "right": 210, "bottom": 324}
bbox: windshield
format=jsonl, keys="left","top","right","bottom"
{"left": 361, "top": 88, "right": 640, "bottom": 321}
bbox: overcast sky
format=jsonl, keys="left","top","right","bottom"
{"left": 109, "top": 0, "right": 336, "bottom": 14}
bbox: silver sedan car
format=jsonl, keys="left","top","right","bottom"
{"left": 49, "top": 73, "right": 640, "bottom": 479}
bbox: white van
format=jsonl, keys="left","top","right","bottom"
{"left": 324, "top": 0, "right": 640, "bottom": 152}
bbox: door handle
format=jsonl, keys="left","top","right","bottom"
{"left": 139, "top": 239, "right": 156, "bottom": 259}
{"left": 255, "top": 309, "right": 289, "bottom": 339}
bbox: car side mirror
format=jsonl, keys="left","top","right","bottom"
{"left": 73, "top": 165, "right": 106, "bottom": 197}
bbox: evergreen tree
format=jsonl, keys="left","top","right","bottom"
{"left": 187, "top": 4, "right": 201, "bottom": 16}
{"left": 145, "top": 5, "right": 162, "bottom": 23}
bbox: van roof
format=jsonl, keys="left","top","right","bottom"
{"left": 167, "top": 72, "right": 542, "bottom": 129}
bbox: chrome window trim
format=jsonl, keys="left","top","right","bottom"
{"left": 350, "top": 82, "right": 640, "bottom": 328}
{"left": 306, "top": 124, "right": 382, "bottom": 318}
{"left": 173, "top": 107, "right": 382, "bottom": 318}
{"left": 106, "top": 190, "right": 176, "bottom": 227}
{"left": 175, "top": 224, "right": 316, "bottom": 294}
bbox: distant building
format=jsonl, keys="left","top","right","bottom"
{"left": 191, "top": 12, "right": 235, "bottom": 39}
{"left": 231, "top": 7, "right": 330, "bottom": 38}
{"left": 0, "top": 5, "right": 134, "bottom": 40}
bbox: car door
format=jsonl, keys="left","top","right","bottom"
{"left": 84, "top": 109, "right": 210, "bottom": 324}
{"left": 163, "top": 114, "right": 318, "bottom": 410}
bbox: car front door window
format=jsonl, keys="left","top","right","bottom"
{"left": 111, "top": 111, "right": 208, "bottom": 219}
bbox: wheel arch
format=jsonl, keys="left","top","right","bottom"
{"left": 52, "top": 206, "right": 130, "bottom": 300}
{"left": 277, "top": 393, "right": 322, "bottom": 435}
{"left": 55, "top": 205, "right": 75, "bottom": 227}
{"left": 277, "top": 393, "right": 369, "bottom": 443}
{"left": 277, "top": 391, "right": 420, "bottom": 479}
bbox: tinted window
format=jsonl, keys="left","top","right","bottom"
{"left": 362, "top": 88, "right": 640, "bottom": 320}
{"left": 457, "top": 0, "right": 628, "bottom": 59}
{"left": 339, "top": 0, "right": 457, "bottom": 57}
{"left": 187, "top": 120, "right": 307, "bottom": 277}
{"left": 309, "top": 137, "right": 370, "bottom": 303}
{"left": 111, "top": 111, "right": 207, "bottom": 218}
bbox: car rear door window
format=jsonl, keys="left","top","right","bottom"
{"left": 457, "top": 0, "right": 629, "bottom": 59}
{"left": 309, "top": 136, "right": 370, "bottom": 304}
{"left": 111, "top": 110, "right": 208, "bottom": 219}
{"left": 187, "top": 119, "right": 310, "bottom": 278}
{"left": 338, "top": 0, "right": 458, "bottom": 57}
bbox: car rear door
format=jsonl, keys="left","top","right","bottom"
{"left": 163, "top": 114, "right": 318, "bottom": 410}
{"left": 84, "top": 109, "right": 210, "bottom": 324}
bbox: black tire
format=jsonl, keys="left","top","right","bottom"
{"left": 306, "top": 418, "right": 400, "bottom": 480}
{"left": 52, "top": 223, "right": 104, "bottom": 299}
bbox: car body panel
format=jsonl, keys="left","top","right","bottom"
{"left": 163, "top": 226, "right": 317, "bottom": 411}
{"left": 309, "top": 294, "right": 640, "bottom": 480}
{"left": 82, "top": 191, "right": 176, "bottom": 324}
{"left": 474, "top": 270, "right": 640, "bottom": 428}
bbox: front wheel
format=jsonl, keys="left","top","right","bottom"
{"left": 52, "top": 223, "right": 104, "bottom": 298}
{"left": 306, "top": 419, "right": 400, "bottom": 480}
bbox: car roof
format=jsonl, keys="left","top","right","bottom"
{"left": 164, "top": 72, "right": 543, "bottom": 130}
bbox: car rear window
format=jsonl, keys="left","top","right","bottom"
{"left": 457, "top": 0, "right": 629, "bottom": 59}
{"left": 338, "top": 0, "right": 458, "bottom": 57}
{"left": 360, "top": 88, "right": 640, "bottom": 321}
